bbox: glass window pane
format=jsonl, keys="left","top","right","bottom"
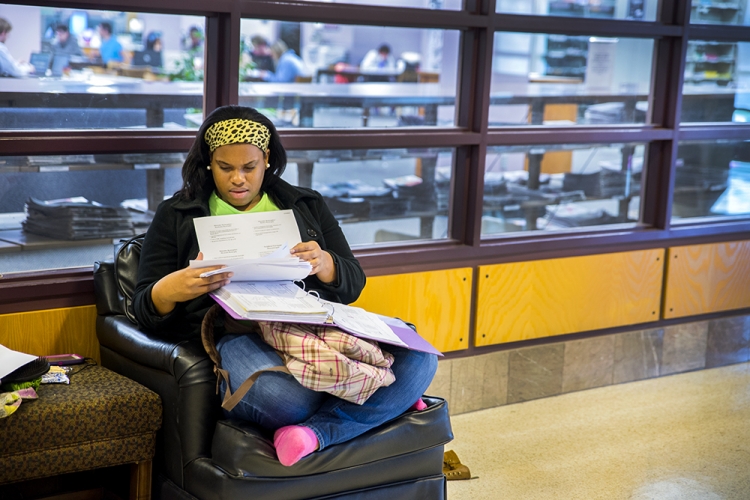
{"left": 0, "top": 152, "right": 185, "bottom": 274}
{"left": 482, "top": 143, "right": 644, "bottom": 236}
{"left": 285, "top": 0, "right": 461, "bottom": 10}
{"left": 682, "top": 40, "right": 750, "bottom": 123}
{"left": 496, "top": 0, "right": 656, "bottom": 21}
{"left": 0, "top": 5, "right": 204, "bottom": 130}
{"left": 281, "top": 148, "right": 453, "bottom": 245}
{"left": 238, "top": 20, "right": 459, "bottom": 128}
{"left": 690, "top": 1, "right": 749, "bottom": 25}
{"left": 491, "top": 33, "right": 654, "bottom": 126}
{"left": 672, "top": 140, "right": 750, "bottom": 221}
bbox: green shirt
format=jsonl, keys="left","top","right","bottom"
{"left": 209, "top": 191, "right": 280, "bottom": 216}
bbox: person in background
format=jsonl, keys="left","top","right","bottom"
{"left": 249, "top": 35, "right": 275, "bottom": 72}
{"left": 360, "top": 43, "right": 397, "bottom": 72}
{"left": 51, "top": 24, "right": 82, "bottom": 57}
{"left": 185, "top": 26, "right": 204, "bottom": 55}
{"left": 146, "top": 31, "right": 162, "bottom": 53}
{"left": 0, "top": 17, "right": 30, "bottom": 77}
{"left": 98, "top": 22, "right": 123, "bottom": 64}
{"left": 261, "top": 40, "right": 309, "bottom": 83}
{"left": 139, "top": 31, "right": 163, "bottom": 68}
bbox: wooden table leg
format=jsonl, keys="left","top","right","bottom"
{"left": 130, "top": 460, "right": 152, "bottom": 500}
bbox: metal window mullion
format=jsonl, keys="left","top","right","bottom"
{"left": 640, "top": 0, "right": 691, "bottom": 230}
{"left": 491, "top": 15, "right": 680, "bottom": 38}
{"left": 205, "top": 8, "right": 241, "bottom": 113}
{"left": 455, "top": 19, "right": 493, "bottom": 246}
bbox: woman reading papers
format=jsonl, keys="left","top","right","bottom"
{"left": 132, "top": 105, "right": 437, "bottom": 466}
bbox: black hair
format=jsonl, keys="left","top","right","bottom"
{"left": 56, "top": 24, "right": 69, "bottom": 33}
{"left": 99, "top": 22, "right": 113, "bottom": 35}
{"left": 179, "top": 105, "right": 287, "bottom": 201}
{"left": 146, "top": 31, "right": 161, "bottom": 50}
{"left": 378, "top": 44, "right": 391, "bottom": 55}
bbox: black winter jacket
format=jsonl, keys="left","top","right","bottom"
{"left": 132, "top": 179, "right": 366, "bottom": 338}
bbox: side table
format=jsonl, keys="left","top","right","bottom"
{"left": 0, "top": 364, "right": 162, "bottom": 499}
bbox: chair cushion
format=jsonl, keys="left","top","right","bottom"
{"left": 210, "top": 396, "right": 452, "bottom": 478}
{"left": 0, "top": 365, "right": 161, "bottom": 483}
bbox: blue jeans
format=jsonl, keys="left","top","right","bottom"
{"left": 216, "top": 332, "right": 438, "bottom": 450}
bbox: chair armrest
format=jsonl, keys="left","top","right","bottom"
{"left": 97, "top": 315, "right": 220, "bottom": 488}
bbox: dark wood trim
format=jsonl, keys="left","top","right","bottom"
{"left": 0, "top": 0, "right": 232, "bottom": 15}
{"left": 679, "top": 125, "right": 750, "bottom": 140}
{"left": 240, "top": 0, "right": 487, "bottom": 29}
{"left": 491, "top": 15, "right": 682, "bottom": 38}
{"left": 0, "top": 133, "right": 196, "bottom": 156}
{"left": 278, "top": 129, "right": 480, "bottom": 150}
{"left": 690, "top": 24, "right": 750, "bottom": 43}
{"left": 486, "top": 127, "right": 674, "bottom": 145}
{"left": 0, "top": 269, "right": 95, "bottom": 315}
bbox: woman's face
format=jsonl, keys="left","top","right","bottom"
{"left": 209, "top": 143, "right": 269, "bottom": 211}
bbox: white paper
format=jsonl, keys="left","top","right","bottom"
{"left": 191, "top": 211, "right": 312, "bottom": 282}
{"left": 585, "top": 37, "right": 617, "bottom": 90}
{"left": 324, "top": 302, "right": 408, "bottom": 347}
{"left": 193, "top": 210, "right": 302, "bottom": 260}
{"left": 0, "top": 344, "right": 37, "bottom": 380}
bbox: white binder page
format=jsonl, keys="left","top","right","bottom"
{"left": 193, "top": 210, "right": 302, "bottom": 261}
{"left": 218, "top": 281, "right": 329, "bottom": 315}
{"left": 327, "top": 302, "right": 408, "bottom": 347}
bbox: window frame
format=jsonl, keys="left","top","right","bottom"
{"left": 1, "top": 0, "right": 750, "bottom": 313}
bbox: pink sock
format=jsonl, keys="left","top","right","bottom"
{"left": 409, "top": 398, "right": 428, "bottom": 411}
{"left": 273, "top": 425, "right": 319, "bottom": 466}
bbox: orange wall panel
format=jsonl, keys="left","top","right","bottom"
{"left": 352, "top": 268, "right": 473, "bottom": 353}
{"left": 476, "top": 249, "right": 664, "bottom": 346}
{"left": 0, "top": 305, "right": 99, "bottom": 362}
{"left": 664, "top": 240, "right": 750, "bottom": 318}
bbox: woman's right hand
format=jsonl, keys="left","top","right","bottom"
{"left": 151, "top": 252, "right": 232, "bottom": 316}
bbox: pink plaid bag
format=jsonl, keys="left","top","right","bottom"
{"left": 257, "top": 321, "right": 395, "bottom": 405}
{"left": 201, "top": 304, "right": 395, "bottom": 412}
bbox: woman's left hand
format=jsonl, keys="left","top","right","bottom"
{"left": 291, "top": 241, "right": 337, "bottom": 284}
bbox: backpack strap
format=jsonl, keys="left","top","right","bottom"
{"left": 201, "top": 304, "right": 290, "bottom": 412}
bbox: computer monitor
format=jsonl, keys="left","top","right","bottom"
{"left": 29, "top": 52, "right": 53, "bottom": 75}
{"left": 132, "top": 50, "right": 162, "bottom": 68}
{"left": 50, "top": 55, "right": 70, "bottom": 76}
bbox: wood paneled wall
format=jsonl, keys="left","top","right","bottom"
{"left": 664, "top": 240, "right": 750, "bottom": 319}
{"left": 352, "top": 268, "right": 473, "bottom": 353}
{"left": 0, "top": 305, "right": 99, "bottom": 362}
{"left": 3, "top": 242, "right": 748, "bottom": 358}
{"left": 475, "top": 249, "right": 665, "bottom": 346}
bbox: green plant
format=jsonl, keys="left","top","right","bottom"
{"left": 169, "top": 53, "right": 204, "bottom": 82}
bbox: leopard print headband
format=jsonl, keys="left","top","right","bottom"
{"left": 204, "top": 118, "right": 271, "bottom": 153}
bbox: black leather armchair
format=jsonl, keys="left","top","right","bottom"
{"left": 93, "top": 259, "right": 453, "bottom": 500}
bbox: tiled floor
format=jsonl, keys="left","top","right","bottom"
{"left": 446, "top": 361, "right": 750, "bottom": 500}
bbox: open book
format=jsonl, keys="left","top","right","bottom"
{"left": 210, "top": 282, "right": 442, "bottom": 356}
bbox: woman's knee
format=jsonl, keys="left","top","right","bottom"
{"left": 238, "top": 371, "right": 327, "bottom": 428}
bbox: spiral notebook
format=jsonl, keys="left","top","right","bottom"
{"left": 210, "top": 282, "right": 442, "bottom": 355}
